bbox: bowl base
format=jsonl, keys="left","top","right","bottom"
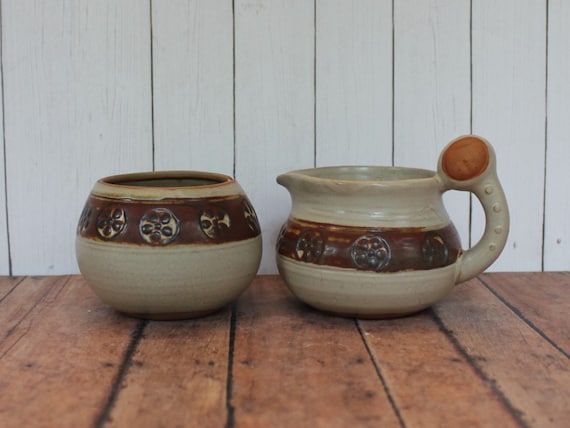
{"left": 121, "top": 307, "right": 221, "bottom": 321}
{"left": 277, "top": 255, "right": 457, "bottom": 319}
{"left": 312, "top": 306, "right": 428, "bottom": 320}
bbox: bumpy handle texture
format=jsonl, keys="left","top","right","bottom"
{"left": 438, "top": 135, "right": 510, "bottom": 284}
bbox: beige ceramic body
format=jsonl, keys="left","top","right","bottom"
{"left": 276, "top": 135, "right": 509, "bottom": 318}
{"left": 76, "top": 171, "right": 262, "bottom": 320}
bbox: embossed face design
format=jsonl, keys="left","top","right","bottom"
{"left": 77, "top": 173, "right": 261, "bottom": 247}
{"left": 277, "top": 219, "right": 460, "bottom": 273}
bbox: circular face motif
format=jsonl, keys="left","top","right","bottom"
{"left": 422, "top": 233, "right": 449, "bottom": 267}
{"left": 139, "top": 208, "right": 180, "bottom": 245}
{"left": 295, "top": 231, "right": 325, "bottom": 263}
{"left": 243, "top": 200, "right": 261, "bottom": 234}
{"left": 96, "top": 208, "right": 127, "bottom": 239}
{"left": 351, "top": 235, "right": 391, "bottom": 271}
{"left": 200, "top": 208, "right": 231, "bottom": 239}
{"left": 276, "top": 224, "right": 288, "bottom": 251}
{"left": 77, "top": 205, "right": 93, "bottom": 235}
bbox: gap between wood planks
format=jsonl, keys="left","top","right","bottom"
{"left": 356, "top": 319, "right": 407, "bottom": 428}
{"left": 354, "top": 287, "right": 528, "bottom": 428}
{"left": 477, "top": 275, "right": 570, "bottom": 360}
{"left": 426, "top": 309, "right": 527, "bottom": 428}
{"left": 94, "top": 319, "right": 149, "bottom": 428}
{"left": 91, "top": 280, "right": 507, "bottom": 428}
{"left": 351, "top": 273, "right": 568, "bottom": 428}
{"left": 224, "top": 303, "right": 238, "bottom": 428}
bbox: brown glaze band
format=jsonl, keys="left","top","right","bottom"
{"left": 277, "top": 218, "right": 462, "bottom": 272}
{"left": 77, "top": 194, "right": 261, "bottom": 246}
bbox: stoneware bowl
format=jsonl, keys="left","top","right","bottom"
{"left": 76, "top": 170, "right": 262, "bottom": 320}
{"left": 276, "top": 135, "right": 509, "bottom": 318}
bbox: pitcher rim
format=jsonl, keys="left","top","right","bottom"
{"left": 279, "top": 165, "right": 437, "bottom": 186}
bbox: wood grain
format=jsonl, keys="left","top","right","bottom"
{"left": 0, "top": 276, "right": 21, "bottom": 300}
{"left": 480, "top": 272, "right": 570, "bottom": 355}
{"left": 230, "top": 276, "right": 400, "bottom": 427}
{"left": 315, "top": 0, "right": 392, "bottom": 167}
{"left": 433, "top": 279, "right": 570, "bottom": 427}
{"left": 234, "top": 0, "right": 315, "bottom": 274}
{"left": 471, "top": 0, "right": 547, "bottom": 271}
{"left": 152, "top": 0, "right": 234, "bottom": 174}
{"left": 0, "top": 273, "right": 568, "bottom": 427}
{"left": 360, "top": 307, "right": 520, "bottom": 428}
{"left": 105, "top": 309, "right": 232, "bottom": 427}
{"left": 0, "top": 276, "right": 137, "bottom": 428}
{"left": 544, "top": 0, "right": 570, "bottom": 270}
{"left": 394, "top": 0, "right": 472, "bottom": 247}
{"left": 2, "top": 0, "right": 153, "bottom": 275}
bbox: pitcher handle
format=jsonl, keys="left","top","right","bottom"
{"left": 437, "top": 135, "right": 509, "bottom": 284}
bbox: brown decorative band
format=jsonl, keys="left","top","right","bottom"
{"left": 277, "top": 218, "right": 461, "bottom": 272}
{"left": 77, "top": 194, "right": 261, "bottom": 246}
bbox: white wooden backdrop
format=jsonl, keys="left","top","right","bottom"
{"left": 0, "top": 0, "right": 568, "bottom": 276}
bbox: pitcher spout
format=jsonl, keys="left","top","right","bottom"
{"left": 276, "top": 172, "right": 298, "bottom": 191}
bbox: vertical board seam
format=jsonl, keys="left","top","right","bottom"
{"left": 149, "top": 0, "right": 156, "bottom": 172}
{"left": 469, "top": 0, "right": 474, "bottom": 135}
{"left": 232, "top": 0, "right": 237, "bottom": 178}
{"left": 0, "top": 0, "right": 12, "bottom": 275}
{"left": 468, "top": 0, "right": 474, "bottom": 249}
{"left": 391, "top": 0, "right": 395, "bottom": 166}
{"left": 541, "top": 0, "right": 549, "bottom": 271}
{"left": 313, "top": 0, "right": 317, "bottom": 168}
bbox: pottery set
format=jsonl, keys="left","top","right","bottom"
{"left": 76, "top": 135, "right": 509, "bottom": 319}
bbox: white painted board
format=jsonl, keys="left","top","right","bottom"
{"left": 0, "top": 0, "right": 568, "bottom": 275}
{"left": 152, "top": 0, "right": 234, "bottom": 175}
{"left": 2, "top": 0, "right": 153, "bottom": 275}
{"left": 235, "top": 0, "right": 315, "bottom": 274}
{"left": 394, "top": 0, "right": 472, "bottom": 248}
{"left": 544, "top": 0, "right": 570, "bottom": 270}
{"left": 0, "top": 64, "right": 8, "bottom": 275}
{"left": 471, "top": 0, "right": 546, "bottom": 271}
{"left": 315, "top": 0, "right": 392, "bottom": 167}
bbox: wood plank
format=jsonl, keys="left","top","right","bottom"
{"left": 480, "top": 272, "right": 570, "bottom": 355}
{"left": 359, "top": 309, "right": 521, "bottom": 427}
{"left": 315, "top": 0, "right": 392, "bottom": 167}
{"left": 0, "top": 276, "right": 22, "bottom": 300}
{"left": 0, "top": 276, "right": 138, "bottom": 428}
{"left": 230, "top": 276, "right": 400, "bottom": 427}
{"left": 471, "top": 0, "right": 546, "bottom": 271}
{"left": 394, "top": 0, "right": 472, "bottom": 248}
{"left": 152, "top": 0, "right": 234, "bottom": 174}
{"left": 433, "top": 279, "right": 570, "bottom": 427}
{"left": 105, "top": 309, "right": 232, "bottom": 427}
{"left": 2, "top": 0, "right": 153, "bottom": 275}
{"left": 544, "top": 0, "right": 570, "bottom": 270}
{"left": 234, "top": 0, "right": 315, "bottom": 274}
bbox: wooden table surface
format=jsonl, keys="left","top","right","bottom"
{"left": 0, "top": 273, "right": 568, "bottom": 428}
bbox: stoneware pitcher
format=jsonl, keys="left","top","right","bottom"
{"left": 276, "top": 135, "right": 509, "bottom": 318}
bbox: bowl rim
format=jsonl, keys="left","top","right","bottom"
{"left": 98, "top": 170, "right": 235, "bottom": 190}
